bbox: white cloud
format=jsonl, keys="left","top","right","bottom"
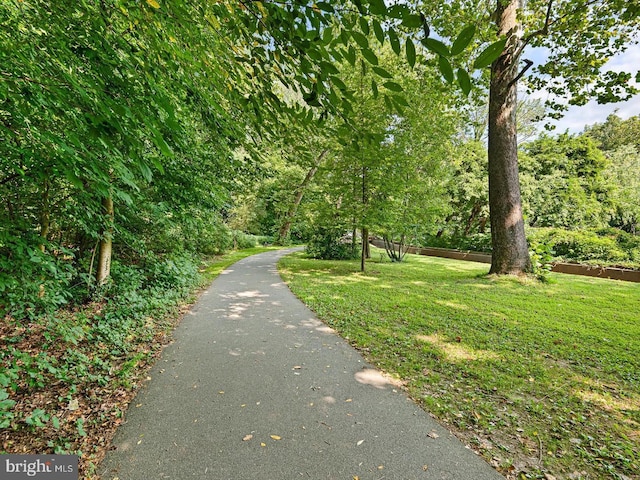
{"left": 525, "top": 42, "right": 640, "bottom": 134}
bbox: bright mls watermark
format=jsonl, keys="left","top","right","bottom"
{"left": 1, "top": 455, "right": 78, "bottom": 479}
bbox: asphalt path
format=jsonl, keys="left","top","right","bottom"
{"left": 100, "top": 248, "right": 503, "bottom": 480}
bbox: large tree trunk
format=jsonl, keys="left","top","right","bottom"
{"left": 276, "top": 149, "right": 328, "bottom": 244}
{"left": 96, "top": 194, "right": 114, "bottom": 286}
{"left": 487, "top": 0, "right": 531, "bottom": 275}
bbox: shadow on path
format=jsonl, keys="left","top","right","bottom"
{"left": 100, "top": 249, "right": 502, "bottom": 480}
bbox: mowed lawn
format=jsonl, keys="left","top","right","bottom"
{"left": 278, "top": 251, "right": 639, "bottom": 480}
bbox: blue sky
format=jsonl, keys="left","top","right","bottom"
{"left": 527, "top": 42, "right": 640, "bottom": 134}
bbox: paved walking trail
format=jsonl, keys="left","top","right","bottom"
{"left": 100, "top": 249, "right": 502, "bottom": 480}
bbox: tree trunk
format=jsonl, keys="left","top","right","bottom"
{"left": 360, "top": 227, "right": 368, "bottom": 272}
{"left": 39, "top": 178, "right": 50, "bottom": 253}
{"left": 277, "top": 149, "right": 328, "bottom": 244}
{"left": 487, "top": 0, "right": 531, "bottom": 275}
{"left": 96, "top": 194, "right": 114, "bottom": 286}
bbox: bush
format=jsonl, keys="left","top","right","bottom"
{"left": 0, "top": 232, "right": 76, "bottom": 320}
{"left": 526, "top": 227, "right": 640, "bottom": 266}
{"left": 418, "top": 233, "right": 493, "bottom": 253}
{"left": 231, "top": 231, "right": 273, "bottom": 249}
{"left": 306, "top": 228, "right": 358, "bottom": 260}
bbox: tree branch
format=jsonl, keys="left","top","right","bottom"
{"left": 507, "top": 59, "right": 534, "bottom": 89}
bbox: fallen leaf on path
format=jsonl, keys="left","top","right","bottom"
{"left": 242, "top": 434, "right": 253, "bottom": 441}
{"left": 270, "top": 435, "right": 281, "bottom": 440}
{"left": 260, "top": 442, "right": 266, "bottom": 447}
{"left": 356, "top": 440, "right": 364, "bottom": 446}
{"left": 427, "top": 431, "right": 439, "bottom": 439}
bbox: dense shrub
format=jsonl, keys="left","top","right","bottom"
{"left": 232, "top": 231, "right": 273, "bottom": 249}
{"left": 420, "top": 228, "right": 639, "bottom": 268}
{"left": 0, "top": 232, "right": 77, "bottom": 320}
{"left": 419, "top": 233, "right": 493, "bottom": 253}
{"left": 306, "top": 228, "right": 358, "bottom": 260}
{"left": 527, "top": 228, "right": 640, "bottom": 265}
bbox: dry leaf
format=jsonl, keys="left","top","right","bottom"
{"left": 356, "top": 440, "right": 364, "bottom": 446}
{"left": 427, "top": 431, "right": 440, "bottom": 439}
{"left": 422, "top": 465, "right": 428, "bottom": 471}
{"left": 377, "top": 465, "right": 384, "bottom": 470}
{"left": 270, "top": 435, "right": 281, "bottom": 440}
{"left": 260, "top": 442, "right": 266, "bottom": 447}
{"left": 345, "top": 398, "right": 353, "bottom": 402}
{"left": 242, "top": 434, "right": 253, "bottom": 441}
{"left": 293, "top": 366, "right": 302, "bottom": 370}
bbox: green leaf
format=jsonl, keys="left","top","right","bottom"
{"left": 405, "top": 39, "right": 416, "bottom": 68}
{"left": 371, "top": 79, "right": 379, "bottom": 99}
{"left": 361, "top": 48, "right": 379, "bottom": 65}
{"left": 330, "top": 76, "right": 347, "bottom": 92}
{"left": 372, "top": 66, "right": 393, "bottom": 78}
{"left": 401, "top": 13, "right": 423, "bottom": 29}
{"left": 383, "top": 94, "right": 394, "bottom": 112}
{"left": 359, "top": 17, "right": 370, "bottom": 36}
{"left": 320, "top": 61, "right": 339, "bottom": 75}
{"left": 392, "top": 94, "right": 409, "bottom": 107}
{"left": 457, "top": 68, "right": 472, "bottom": 95}
{"left": 388, "top": 4, "right": 409, "bottom": 19}
{"left": 345, "top": 45, "right": 357, "bottom": 66}
{"left": 473, "top": 37, "right": 507, "bottom": 69}
{"left": 422, "top": 38, "right": 450, "bottom": 57}
{"left": 383, "top": 81, "right": 403, "bottom": 92}
{"left": 369, "top": 0, "right": 387, "bottom": 16}
{"left": 451, "top": 25, "right": 476, "bottom": 56}
{"left": 438, "top": 55, "right": 454, "bottom": 83}
{"left": 315, "top": 2, "right": 334, "bottom": 12}
{"left": 388, "top": 28, "right": 401, "bottom": 55}
{"left": 351, "top": 30, "right": 369, "bottom": 50}
{"left": 373, "top": 19, "right": 385, "bottom": 44}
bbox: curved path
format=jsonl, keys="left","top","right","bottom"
{"left": 100, "top": 249, "right": 502, "bottom": 480}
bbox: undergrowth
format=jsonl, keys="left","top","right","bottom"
{"left": 0, "top": 247, "right": 273, "bottom": 478}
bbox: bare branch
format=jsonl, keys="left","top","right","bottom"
{"left": 507, "top": 59, "right": 534, "bottom": 89}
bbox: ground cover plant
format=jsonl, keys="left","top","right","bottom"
{"left": 278, "top": 251, "right": 640, "bottom": 479}
{"left": 0, "top": 247, "right": 273, "bottom": 479}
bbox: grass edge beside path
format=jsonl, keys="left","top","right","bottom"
{"left": 278, "top": 250, "right": 640, "bottom": 480}
{"left": 1, "top": 247, "right": 277, "bottom": 479}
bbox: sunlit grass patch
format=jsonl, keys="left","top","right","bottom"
{"left": 278, "top": 249, "right": 640, "bottom": 479}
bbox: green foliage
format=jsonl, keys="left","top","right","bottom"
{"left": 0, "top": 232, "right": 76, "bottom": 319}
{"left": 306, "top": 229, "right": 358, "bottom": 261}
{"left": 520, "top": 134, "right": 612, "bottom": 229}
{"left": 527, "top": 227, "right": 640, "bottom": 266}
{"left": 420, "top": 232, "right": 493, "bottom": 253}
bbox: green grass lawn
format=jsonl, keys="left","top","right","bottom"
{"left": 278, "top": 250, "right": 640, "bottom": 480}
